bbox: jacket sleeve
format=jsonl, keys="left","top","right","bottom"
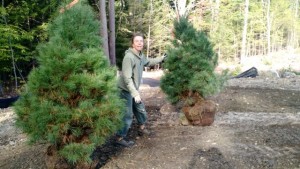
{"left": 122, "top": 56, "right": 139, "bottom": 97}
{"left": 144, "top": 56, "right": 164, "bottom": 67}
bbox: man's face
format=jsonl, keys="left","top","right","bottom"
{"left": 132, "top": 36, "right": 144, "bottom": 52}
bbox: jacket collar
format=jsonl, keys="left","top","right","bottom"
{"left": 128, "top": 48, "right": 142, "bottom": 59}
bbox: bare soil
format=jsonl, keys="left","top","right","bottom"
{"left": 1, "top": 70, "right": 300, "bottom": 169}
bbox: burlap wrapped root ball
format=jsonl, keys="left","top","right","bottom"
{"left": 182, "top": 100, "right": 217, "bottom": 126}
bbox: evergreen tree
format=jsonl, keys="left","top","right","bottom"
{"left": 161, "top": 17, "right": 226, "bottom": 104}
{"left": 14, "top": 0, "right": 123, "bottom": 165}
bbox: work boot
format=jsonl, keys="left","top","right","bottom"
{"left": 138, "top": 127, "right": 151, "bottom": 136}
{"left": 115, "top": 138, "right": 135, "bottom": 147}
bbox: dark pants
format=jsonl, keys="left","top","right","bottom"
{"left": 117, "top": 90, "right": 147, "bottom": 138}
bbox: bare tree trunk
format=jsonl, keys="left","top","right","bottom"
{"left": 108, "top": 0, "right": 116, "bottom": 65}
{"left": 210, "top": 0, "right": 214, "bottom": 31}
{"left": 177, "top": 0, "right": 187, "bottom": 17}
{"left": 234, "top": 34, "right": 237, "bottom": 59}
{"left": 216, "top": 0, "right": 221, "bottom": 58}
{"left": 146, "top": 24, "right": 151, "bottom": 58}
{"left": 2, "top": 0, "right": 18, "bottom": 89}
{"left": 211, "top": 0, "right": 220, "bottom": 32}
{"left": 294, "top": 0, "right": 299, "bottom": 48}
{"left": 146, "top": 0, "right": 153, "bottom": 58}
{"left": 116, "top": 0, "right": 125, "bottom": 38}
{"left": 260, "top": 0, "right": 265, "bottom": 56}
{"left": 174, "top": 0, "right": 187, "bottom": 19}
{"left": 266, "top": 0, "right": 271, "bottom": 57}
{"left": 240, "top": 0, "right": 249, "bottom": 64}
{"left": 132, "top": 1, "right": 136, "bottom": 32}
{"left": 247, "top": 41, "right": 250, "bottom": 57}
{"left": 215, "top": 0, "right": 220, "bottom": 20}
{"left": 98, "top": 0, "right": 110, "bottom": 60}
{"left": 59, "top": 0, "right": 79, "bottom": 13}
{"left": 174, "top": 1, "right": 180, "bottom": 20}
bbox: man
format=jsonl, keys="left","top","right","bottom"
{"left": 116, "top": 32, "right": 166, "bottom": 147}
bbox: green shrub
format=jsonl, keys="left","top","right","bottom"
{"left": 14, "top": 0, "right": 123, "bottom": 164}
{"left": 161, "top": 17, "right": 227, "bottom": 104}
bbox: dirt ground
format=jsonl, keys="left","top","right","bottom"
{"left": 1, "top": 70, "right": 300, "bottom": 169}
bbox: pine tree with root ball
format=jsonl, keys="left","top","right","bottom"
{"left": 160, "top": 17, "right": 227, "bottom": 126}
{"left": 14, "top": 0, "right": 124, "bottom": 167}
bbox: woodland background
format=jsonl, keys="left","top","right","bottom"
{"left": 1, "top": 0, "right": 300, "bottom": 90}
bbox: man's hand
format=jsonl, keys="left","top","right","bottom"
{"left": 134, "top": 95, "right": 142, "bottom": 103}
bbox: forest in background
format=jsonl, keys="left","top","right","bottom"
{"left": 1, "top": 0, "right": 300, "bottom": 90}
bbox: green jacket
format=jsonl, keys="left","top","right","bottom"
{"left": 118, "top": 48, "right": 164, "bottom": 97}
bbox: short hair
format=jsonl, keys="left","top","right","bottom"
{"left": 131, "top": 32, "right": 144, "bottom": 44}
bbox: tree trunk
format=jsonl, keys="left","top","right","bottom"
{"left": 266, "top": 0, "right": 271, "bottom": 57}
{"left": 294, "top": 0, "right": 299, "bottom": 48}
{"left": 240, "top": 0, "right": 249, "bottom": 64}
{"left": 211, "top": 0, "right": 220, "bottom": 32}
{"left": 108, "top": 0, "right": 116, "bottom": 65}
{"left": 215, "top": 0, "right": 220, "bottom": 20}
{"left": 132, "top": 1, "right": 136, "bottom": 32}
{"left": 175, "top": 0, "right": 187, "bottom": 19}
{"left": 210, "top": 0, "right": 214, "bottom": 31}
{"left": 59, "top": 0, "right": 79, "bottom": 13}
{"left": 98, "top": 0, "right": 110, "bottom": 60}
{"left": 2, "top": 0, "right": 18, "bottom": 89}
{"left": 146, "top": 0, "right": 153, "bottom": 58}
{"left": 178, "top": 0, "right": 186, "bottom": 16}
